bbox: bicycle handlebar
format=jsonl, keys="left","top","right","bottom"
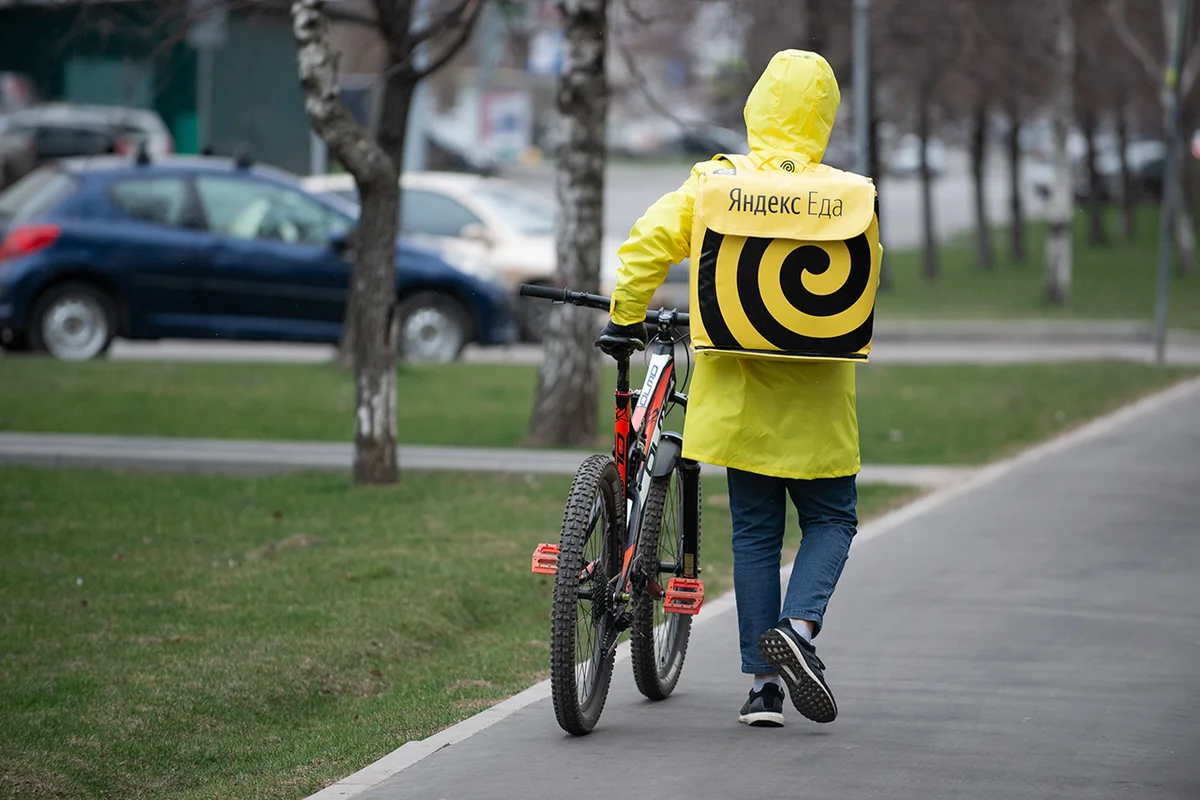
{"left": 518, "top": 284, "right": 690, "bottom": 327}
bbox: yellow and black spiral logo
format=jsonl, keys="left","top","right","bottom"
{"left": 780, "top": 159, "right": 796, "bottom": 172}
{"left": 696, "top": 227, "right": 877, "bottom": 358}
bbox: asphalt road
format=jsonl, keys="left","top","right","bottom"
{"left": 340, "top": 381, "right": 1200, "bottom": 800}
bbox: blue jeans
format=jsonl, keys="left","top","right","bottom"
{"left": 728, "top": 468, "right": 858, "bottom": 674}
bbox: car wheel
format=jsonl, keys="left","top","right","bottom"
{"left": 29, "top": 282, "right": 116, "bottom": 361}
{"left": 396, "top": 291, "right": 470, "bottom": 364}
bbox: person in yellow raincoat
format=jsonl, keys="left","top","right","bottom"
{"left": 598, "top": 50, "right": 877, "bottom": 727}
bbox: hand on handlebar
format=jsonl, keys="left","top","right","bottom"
{"left": 596, "top": 319, "right": 648, "bottom": 359}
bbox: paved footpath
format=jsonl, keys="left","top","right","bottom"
{"left": 0, "top": 433, "right": 972, "bottom": 487}
{"left": 314, "top": 380, "right": 1200, "bottom": 800}
{"left": 102, "top": 331, "right": 1200, "bottom": 366}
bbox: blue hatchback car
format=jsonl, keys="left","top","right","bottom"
{"left": 0, "top": 155, "right": 516, "bottom": 360}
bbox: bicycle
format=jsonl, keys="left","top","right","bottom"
{"left": 521, "top": 283, "right": 704, "bottom": 736}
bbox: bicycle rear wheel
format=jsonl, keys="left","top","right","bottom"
{"left": 550, "top": 454, "right": 623, "bottom": 735}
{"left": 630, "top": 465, "right": 699, "bottom": 700}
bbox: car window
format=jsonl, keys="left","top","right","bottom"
{"left": 109, "top": 177, "right": 191, "bottom": 228}
{"left": 474, "top": 185, "right": 556, "bottom": 236}
{"left": 0, "top": 168, "right": 77, "bottom": 222}
{"left": 402, "top": 189, "right": 482, "bottom": 237}
{"left": 196, "top": 176, "right": 347, "bottom": 245}
{"left": 34, "top": 125, "right": 118, "bottom": 158}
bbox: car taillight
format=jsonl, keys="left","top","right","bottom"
{"left": 113, "top": 137, "right": 135, "bottom": 155}
{"left": 0, "top": 224, "right": 60, "bottom": 263}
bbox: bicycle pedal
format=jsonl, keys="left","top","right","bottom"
{"left": 531, "top": 543, "right": 559, "bottom": 575}
{"left": 663, "top": 577, "right": 704, "bottom": 615}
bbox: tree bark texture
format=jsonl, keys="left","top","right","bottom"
{"left": 1006, "top": 109, "right": 1027, "bottom": 263}
{"left": 869, "top": 71, "right": 889, "bottom": 291}
{"left": 377, "top": 45, "right": 417, "bottom": 169}
{"left": 970, "top": 103, "right": 994, "bottom": 269}
{"left": 918, "top": 89, "right": 938, "bottom": 281}
{"left": 1115, "top": 103, "right": 1136, "bottom": 240}
{"left": 293, "top": 0, "right": 401, "bottom": 484}
{"left": 528, "top": 0, "right": 607, "bottom": 447}
{"left": 1081, "top": 110, "right": 1108, "bottom": 246}
{"left": 1045, "top": 0, "right": 1075, "bottom": 306}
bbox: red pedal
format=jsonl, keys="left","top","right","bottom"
{"left": 663, "top": 577, "right": 704, "bottom": 615}
{"left": 531, "top": 543, "right": 559, "bottom": 575}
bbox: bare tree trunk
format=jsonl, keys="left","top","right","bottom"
{"left": 1006, "top": 107, "right": 1027, "bottom": 263}
{"left": 377, "top": 46, "right": 418, "bottom": 169}
{"left": 528, "top": 0, "right": 607, "bottom": 447}
{"left": 1082, "top": 110, "right": 1108, "bottom": 246}
{"left": 294, "top": 0, "right": 401, "bottom": 485}
{"left": 805, "top": 0, "right": 828, "bottom": 51}
{"left": 1115, "top": 102, "right": 1136, "bottom": 240}
{"left": 918, "top": 87, "right": 938, "bottom": 281}
{"left": 1176, "top": 191, "right": 1197, "bottom": 274}
{"left": 869, "top": 68, "right": 889, "bottom": 290}
{"left": 1045, "top": 0, "right": 1074, "bottom": 305}
{"left": 336, "top": 53, "right": 416, "bottom": 369}
{"left": 971, "top": 102, "right": 994, "bottom": 269}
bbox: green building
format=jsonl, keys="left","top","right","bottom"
{"left": 0, "top": 0, "right": 313, "bottom": 174}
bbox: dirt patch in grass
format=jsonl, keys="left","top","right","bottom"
{"left": 445, "top": 679, "right": 494, "bottom": 693}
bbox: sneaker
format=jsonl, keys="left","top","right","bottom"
{"left": 737, "top": 682, "right": 785, "bottom": 727}
{"left": 758, "top": 623, "right": 837, "bottom": 723}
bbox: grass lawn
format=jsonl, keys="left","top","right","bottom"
{"left": 875, "top": 207, "right": 1200, "bottom": 328}
{"left": 0, "top": 359, "right": 1193, "bottom": 465}
{"left": 0, "top": 467, "right": 915, "bottom": 799}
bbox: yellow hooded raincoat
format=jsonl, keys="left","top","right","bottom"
{"left": 610, "top": 50, "right": 872, "bottom": 480}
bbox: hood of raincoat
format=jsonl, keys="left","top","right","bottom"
{"left": 744, "top": 49, "right": 840, "bottom": 165}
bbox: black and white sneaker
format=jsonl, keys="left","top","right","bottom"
{"left": 738, "top": 682, "right": 785, "bottom": 727}
{"left": 758, "top": 623, "right": 837, "bottom": 723}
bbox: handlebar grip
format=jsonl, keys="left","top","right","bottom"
{"left": 518, "top": 284, "right": 568, "bottom": 302}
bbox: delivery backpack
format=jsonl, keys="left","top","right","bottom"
{"left": 689, "top": 153, "right": 881, "bottom": 362}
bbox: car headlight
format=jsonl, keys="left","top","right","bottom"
{"left": 434, "top": 243, "right": 490, "bottom": 278}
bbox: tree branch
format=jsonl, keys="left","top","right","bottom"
{"left": 371, "top": 0, "right": 411, "bottom": 46}
{"left": 1105, "top": 0, "right": 1163, "bottom": 83}
{"left": 410, "top": 0, "right": 476, "bottom": 45}
{"left": 1183, "top": 40, "right": 1200, "bottom": 96}
{"left": 292, "top": 0, "right": 396, "bottom": 187}
{"left": 612, "top": 20, "right": 707, "bottom": 131}
{"left": 619, "top": 0, "right": 674, "bottom": 27}
{"left": 412, "top": 0, "right": 483, "bottom": 81}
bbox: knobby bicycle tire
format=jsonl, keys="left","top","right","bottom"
{"left": 549, "top": 454, "right": 624, "bottom": 735}
{"left": 629, "top": 466, "right": 701, "bottom": 701}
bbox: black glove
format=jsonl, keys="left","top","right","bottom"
{"left": 596, "top": 319, "right": 648, "bottom": 358}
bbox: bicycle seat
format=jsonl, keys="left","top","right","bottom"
{"left": 596, "top": 334, "right": 646, "bottom": 354}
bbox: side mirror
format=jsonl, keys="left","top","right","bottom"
{"left": 330, "top": 227, "right": 355, "bottom": 256}
{"left": 460, "top": 223, "right": 495, "bottom": 247}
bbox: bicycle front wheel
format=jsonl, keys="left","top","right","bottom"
{"left": 630, "top": 465, "right": 699, "bottom": 700}
{"left": 550, "top": 454, "right": 624, "bottom": 735}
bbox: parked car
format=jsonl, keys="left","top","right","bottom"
{"left": 0, "top": 103, "right": 175, "bottom": 165}
{"left": 1028, "top": 138, "right": 1165, "bottom": 202}
{"left": 0, "top": 157, "right": 516, "bottom": 361}
{"left": 0, "top": 72, "right": 39, "bottom": 190}
{"left": 886, "top": 133, "right": 947, "bottom": 178}
{"left": 607, "top": 119, "right": 748, "bottom": 160}
{"left": 0, "top": 125, "right": 35, "bottom": 191}
{"left": 302, "top": 171, "right": 689, "bottom": 340}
